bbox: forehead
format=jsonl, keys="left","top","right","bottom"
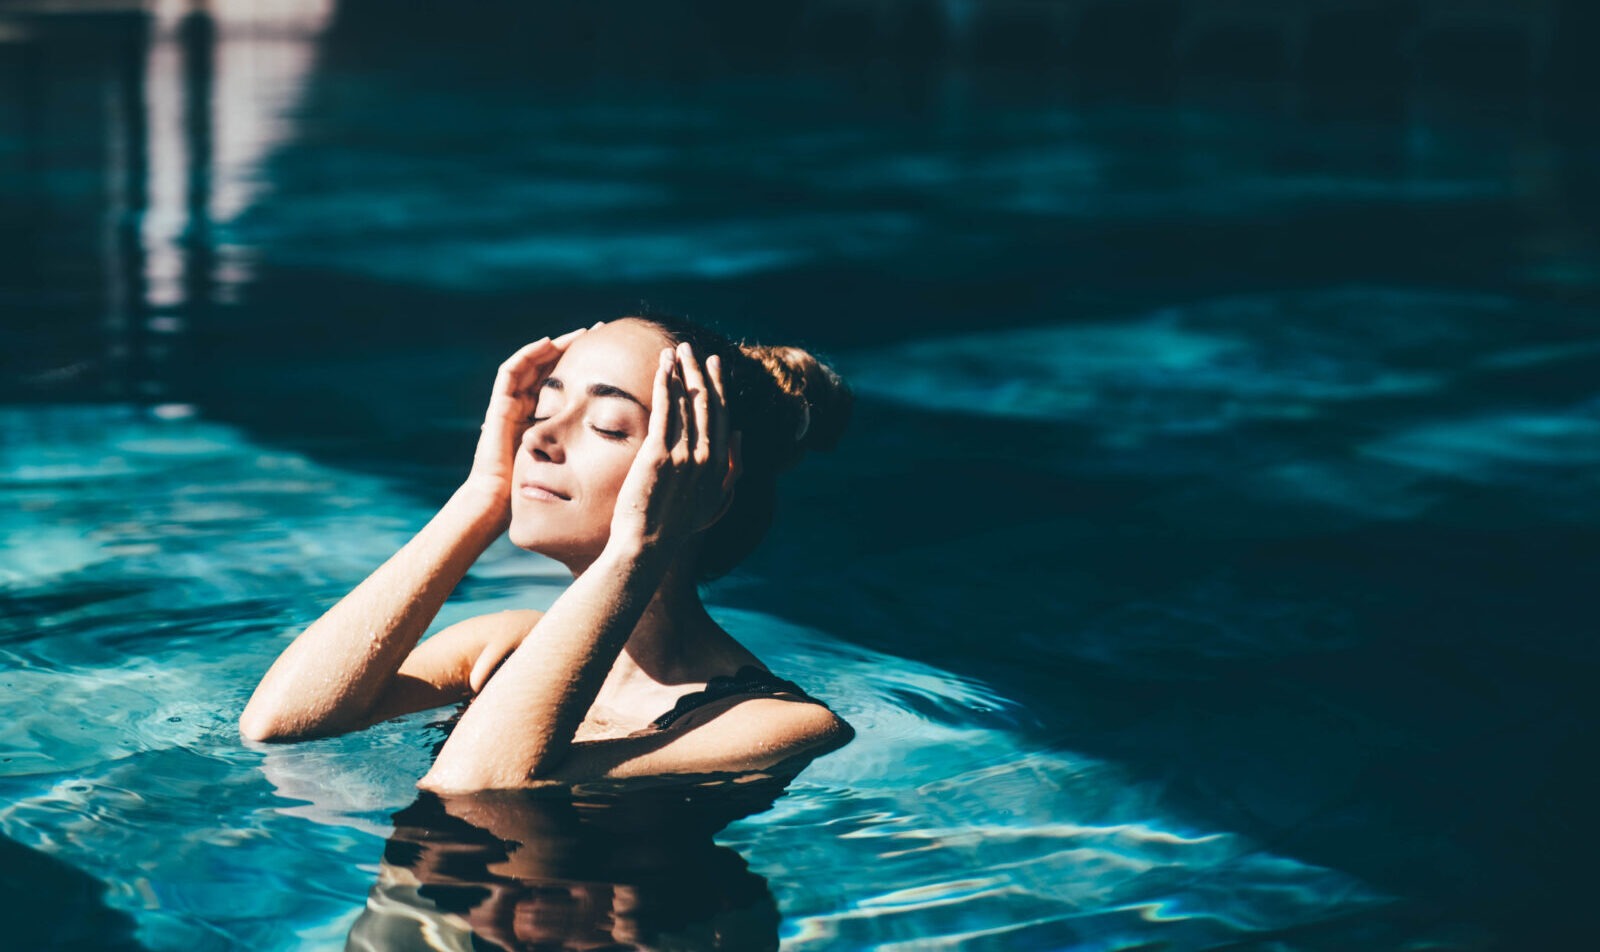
{"left": 547, "top": 319, "right": 670, "bottom": 398}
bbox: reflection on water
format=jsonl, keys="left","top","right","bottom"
{"left": 0, "top": 0, "right": 333, "bottom": 404}
{"left": 4, "top": 0, "right": 1599, "bottom": 403}
{"left": 351, "top": 782, "right": 786, "bottom": 951}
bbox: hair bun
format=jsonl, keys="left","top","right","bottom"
{"left": 741, "top": 343, "right": 852, "bottom": 458}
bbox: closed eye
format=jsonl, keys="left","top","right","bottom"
{"left": 592, "top": 426, "right": 628, "bottom": 440}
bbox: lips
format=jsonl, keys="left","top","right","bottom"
{"left": 518, "top": 481, "right": 571, "bottom": 501}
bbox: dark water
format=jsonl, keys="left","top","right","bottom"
{"left": 3, "top": 2, "right": 1599, "bottom": 949}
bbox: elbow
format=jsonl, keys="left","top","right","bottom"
{"left": 239, "top": 715, "right": 278, "bottom": 744}
{"left": 239, "top": 708, "right": 293, "bottom": 743}
{"left": 419, "top": 747, "right": 551, "bottom": 794}
{"left": 240, "top": 692, "right": 363, "bottom": 743}
{"left": 773, "top": 707, "right": 854, "bottom": 767}
{"left": 239, "top": 703, "right": 325, "bottom": 744}
{"left": 414, "top": 757, "right": 456, "bottom": 792}
{"left": 414, "top": 771, "right": 463, "bottom": 795}
{"left": 416, "top": 765, "right": 525, "bottom": 795}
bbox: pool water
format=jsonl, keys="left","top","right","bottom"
{"left": 4, "top": 2, "right": 1600, "bottom": 949}
{"left": 1, "top": 408, "right": 1405, "bottom": 950}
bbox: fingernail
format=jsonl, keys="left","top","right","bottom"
{"left": 591, "top": 320, "right": 605, "bottom": 329}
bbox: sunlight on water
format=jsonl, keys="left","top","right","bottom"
{"left": 0, "top": 406, "right": 1391, "bottom": 949}
{"left": 842, "top": 286, "right": 1600, "bottom": 538}
{"left": 840, "top": 286, "right": 1480, "bottom": 437}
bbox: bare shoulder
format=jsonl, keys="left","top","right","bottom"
{"left": 361, "top": 609, "right": 545, "bottom": 726}
{"left": 737, "top": 696, "right": 855, "bottom": 750}
{"left": 444, "top": 608, "right": 550, "bottom": 636}
{"left": 668, "top": 693, "right": 855, "bottom": 761}
{"left": 403, "top": 608, "right": 543, "bottom": 671}
{"left": 435, "top": 608, "right": 545, "bottom": 641}
{"left": 527, "top": 691, "right": 853, "bottom": 785}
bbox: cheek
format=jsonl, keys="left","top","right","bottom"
{"left": 593, "top": 448, "right": 637, "bottom": 499}
{"left": 571, "top": 443, "right": 639, "bottom": 515}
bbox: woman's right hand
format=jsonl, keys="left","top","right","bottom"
{"left": 461, "top": 326, "right": 593, "bottom": 523}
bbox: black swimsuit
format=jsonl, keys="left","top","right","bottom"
{"left": 649, "top": 665, "right": 819, "bottom": 731}
{"left": 467, "top": 661, "right": 822, "bottom": 734}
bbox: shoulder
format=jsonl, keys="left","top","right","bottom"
{"left": 358, "top": 609, "right": 547, "bottom": 729}
{"left": 668, "top": 693, "right": 855, "bottom": 763}
{"left": 532, "top": 692, "right": 853, "bottom": 785}
{"left": 441, "top": 608, "right": 545, "bottom": 639}
{"left": 736, "top": 696, "right": 855, "bottom": 751}
{"left": 398, "top": 609, "right": 545, "bottom": 686}
{"left": 426, "top": 608, "right": 545, "bottom": 653}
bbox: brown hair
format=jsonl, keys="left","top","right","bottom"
{"left": 621, "top": 314, "right": 851, "bottom": 581}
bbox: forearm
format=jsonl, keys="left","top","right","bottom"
{"left": 240, "top": 487, "right": 504, "bottom": 741}
{"left": 417, "top": 540, "right": 670, "bottom": 792}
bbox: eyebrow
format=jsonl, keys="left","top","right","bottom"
{"left": 542, "top": 377, "right": 646, "bottom": 410}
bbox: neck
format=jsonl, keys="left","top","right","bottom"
{"left": 568, "top": 548, "right": 717, "bottom": 685}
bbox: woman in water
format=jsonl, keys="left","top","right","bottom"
{"left": 240, "top": 314, "right": 854, "bottom": 793}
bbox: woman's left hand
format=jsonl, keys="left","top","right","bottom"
{"left": 608, "top": 342, "right": 737, "bottom": 559}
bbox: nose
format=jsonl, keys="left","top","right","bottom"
{"left": 521, "top": 412, "right": 567, "bottom": 463}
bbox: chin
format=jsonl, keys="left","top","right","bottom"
{"left": 508, "top": 521, "right": 604, "bottom": 567}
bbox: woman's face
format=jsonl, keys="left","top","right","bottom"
{"left": 508, "top": 319, "right": 670, "bottom": 568}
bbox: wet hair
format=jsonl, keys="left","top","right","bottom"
{"left": 619, "top": 314, "right": 851, "bottom": 582}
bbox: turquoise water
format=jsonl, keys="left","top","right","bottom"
{"left": 1, "top": 407, "right": 1406, "bottom": 949}
{"left": 4, "top": 2, "right": 1599, "bottom": 948}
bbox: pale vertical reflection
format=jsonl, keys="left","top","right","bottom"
{"left": 142, "top": 11, "right": 184, "bottom": 311}
{"left": 140, "top": 0, "right": 334, "bottom": 312}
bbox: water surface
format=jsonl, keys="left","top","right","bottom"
{"left": 3, "top": 2, "right": 1598, "bottom": 948}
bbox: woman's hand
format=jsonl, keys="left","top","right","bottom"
{"left": 461, "top": 326, "right": 594, "bottom": 523}
{"left": 608, "top": 342, "right": 738, "bottom": 559}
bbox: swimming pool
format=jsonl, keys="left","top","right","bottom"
{"left": 4, "top": 2, "right": 1599, "bottom": 948}
{"left": 2, "top": 407, "right": 1435, "bottom": 949}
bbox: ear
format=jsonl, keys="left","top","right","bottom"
{"left": 725, "top": 430, "right": 743, "bottom": 491}
{"left": 705, "top": 430, "right": 743, "bottom": 529}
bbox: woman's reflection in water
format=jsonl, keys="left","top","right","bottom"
{"left": 346, "top": 770, "right": 794, "bottom": 951}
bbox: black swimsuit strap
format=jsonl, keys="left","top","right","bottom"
{"left": 650, "top": 665, "right": 818, "bottom": 731}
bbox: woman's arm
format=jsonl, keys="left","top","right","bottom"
{"left": 417, "top": 539, "right": 672, "bottom": 790}
{"left": 239, "top": 489, "right": 504, "bottom": 741}
{"left": 240, "top": 330, "right": 589, "bottom": 742}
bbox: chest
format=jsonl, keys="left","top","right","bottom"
{"left": 570, "top": 693, "right": 679, "bottom": 742}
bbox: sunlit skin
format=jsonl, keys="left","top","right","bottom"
{"left": 507, "top": 320, "right": 714, "bottom": 572}
{"left": 240, "top": 316, "right": 851, "bottom": 793}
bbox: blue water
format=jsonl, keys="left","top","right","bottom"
{"left": 4, "top": 2, "right": 1599, "bottom": 949}
{"left": 0, "top": 407, "right": 1399, "bottom": 949}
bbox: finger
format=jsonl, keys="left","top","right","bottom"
{"left": 497, "top": 337, "right": 551, "bottom": 380}
{"left": 678, "top": 342, "right": 711, "bottom": 463}
{"left": 552, "top": 326, "right": 587, "bottom": 348}
{"left": 497, "top": 337, "right": 558, "bottom": 395}
{"left": 647, "top": 348, "right": 673, "bottom": 447}
{"left": 505, "top": 327, "right": 585, "bottom": 398}
{"left": 672, "top": 348, "right": 694, "bottom": 456}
